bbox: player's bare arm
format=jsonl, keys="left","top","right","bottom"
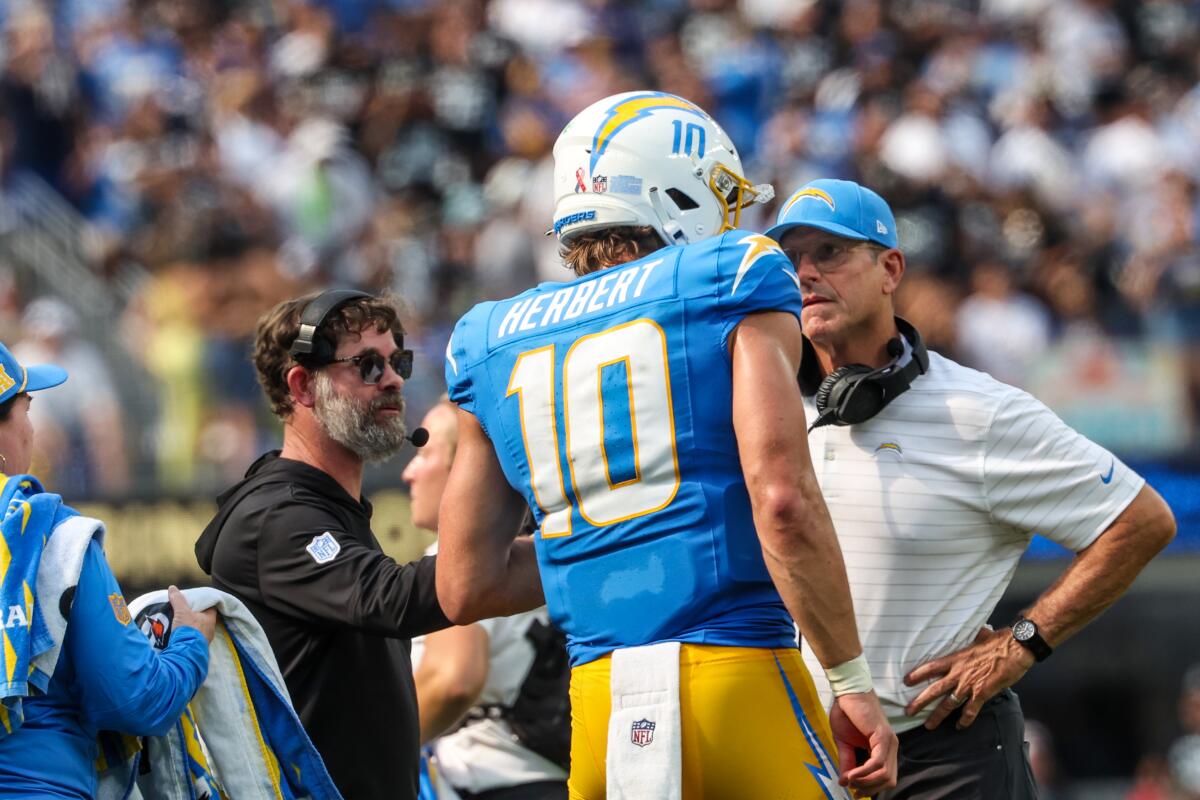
{"left": 905, "top": 484, "right": 1175, "bottom": 729}
{"left": 730, "top": 309, "right": 898, "bottom": 793}
{"left": 436, "top": 407, "right": 544, "bottom": 623}
{"left": 415, "top": 622, "right": 490, "bottom": 743}
{"left": 730, "top": 311, "right": 858, "bottom": 664}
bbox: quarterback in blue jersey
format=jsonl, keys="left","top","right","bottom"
{"left": 436, "top": 92, "right": 897, "bottom": 798}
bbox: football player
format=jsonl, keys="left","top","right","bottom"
{"left": 436, "top": 91, "right": 897, "bottom": 798}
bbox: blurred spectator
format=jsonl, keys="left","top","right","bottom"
{"left": 956, "top": 260, "right": 1052, "bottom": 387}
{"left": 1127, "top": 755, "right": 1173, "bottom": 800}
{"left": 988, "top": 94, "right": 1076, "bottom": 213}
{"left": 1172, "top": 738, "right": 1200, "bottom": 800}
{"left": 13, "top": 297, "right": 129, "bottom": 497}
{"left": 1170, "top": 666, "right": 1200, "bottom": 800}
{"left": 1, "top": 4, "right": 77, "bottom": 192}
{"left": 1082, "top": 81, "right": 1169, "bottom": 192}
{"left": 487, "top": 0, "right": 592, "bottom": 58}
{"left": 1041, "top": 0, "right": 1129, "bottom": 114}
{"left": 262, "top": 117, "right": 376, "bottom": 282}
{"left": 879, "top": 82, "right": 953, "bottom": 185}
{"left": 1025, "top": 719, "right": 1064, "bottom": 800}
{"left": 122, "top": 264, "right": 208, "bottom": 491}
{"left": 0, "top": 269, "right": 26, "bottom": 345}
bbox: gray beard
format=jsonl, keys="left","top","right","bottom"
{"left": 313, "top": 372, "right": 408, "bottom": 463}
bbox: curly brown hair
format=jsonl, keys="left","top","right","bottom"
{"left": 253, "top": 291, "right": 405, "bottom": 418}
{"left": 560, "top": 226, "right": 665, "bottom": 276}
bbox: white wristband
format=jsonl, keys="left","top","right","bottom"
{"left": 825, "top": 654, "right": 873, "bottom": 696}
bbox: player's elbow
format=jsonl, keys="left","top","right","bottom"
{"left": 750, "top": 481, "right": 819, "bottom": 536}
{"left": 749, "top": 478, "right": 843, "bottom": 569}
{"left": 435, "top": 574, "right": 489, "bottom": 625}
{"left": 445, "top": 603, "right": 487, "bottom": 626}
{"left": 436, "top": 584, "right": 474, "bottom": 625}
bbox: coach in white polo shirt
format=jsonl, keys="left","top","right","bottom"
{"left": 766, "top": 178, "right": 1177, "bottom": 800}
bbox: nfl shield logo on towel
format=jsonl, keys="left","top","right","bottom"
{"left": 630, "top": 719, "right": 655, "bottom": 747}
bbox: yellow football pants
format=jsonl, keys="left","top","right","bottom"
{"left": 568, "top": 644, "right": 845, "bottom": 800}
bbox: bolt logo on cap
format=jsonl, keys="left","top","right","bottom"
{"left": 781, "top": 187, "right": 836, "bottom": 216}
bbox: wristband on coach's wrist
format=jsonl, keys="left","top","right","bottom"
{"left": 825, "top": 653, "right": 874, "bottom": 696}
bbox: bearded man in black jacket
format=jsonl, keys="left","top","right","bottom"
{"left": 195, "top": 290, "right": 538, "bottom": 800}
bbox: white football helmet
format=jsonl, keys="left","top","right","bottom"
{"left": 550, "top": 91, "right": 773, "bottom": 247}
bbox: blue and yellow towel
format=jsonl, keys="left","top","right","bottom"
{"left": 98, "top": 588, "right": 343, "bottom": 800}
{"left": 0, "top": 473, "right": 87, "bottom": 738}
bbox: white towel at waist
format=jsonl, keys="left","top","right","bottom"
{"left": 605, "top": 641, "right": 681, "bottom": 800}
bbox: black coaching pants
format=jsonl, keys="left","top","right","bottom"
{"left": 876, "top": 689, "right": 1038, "bottom": 800}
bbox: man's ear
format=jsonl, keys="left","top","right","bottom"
{"left": 880, "top": 248, "right": 906, "bottom": 296}
{"left": 287, "top": 365, "right": 317, "bottom": 409}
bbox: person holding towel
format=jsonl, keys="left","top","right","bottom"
{"left": 0, "top": 340, "right": 216, "bottom": 799}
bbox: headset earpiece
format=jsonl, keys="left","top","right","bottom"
{"left": 805, "top": 317, "right": 929, "bottom": 430}
{"left": 815, "top": 365, "right": 888, "bottom": 426}
{"left": 289, "top": 289, "right": 373, "bottom": 366}
{"left": 815, "top": 365, "right": 866, "bottom": 416}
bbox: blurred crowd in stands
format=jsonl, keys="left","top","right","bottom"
{"left": 0, "top": 0, "right": 1198, "bottom": 497}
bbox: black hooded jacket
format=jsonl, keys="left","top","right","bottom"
{"left": 196, "top": 451, "right": 450, "bottom": 800}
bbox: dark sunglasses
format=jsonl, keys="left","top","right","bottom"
{"left": 329, "top": 349, "right": 414, "bottom": 383}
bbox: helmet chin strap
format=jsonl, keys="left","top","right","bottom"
{"left": 647, "top": 187, "right": 689, "bottom": 245}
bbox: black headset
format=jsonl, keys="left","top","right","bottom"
{"left": 799, "top": 317, "right": 929, "bottom": 431}
{"left": 288, "top": 289, "right": 373, "bottom": 366}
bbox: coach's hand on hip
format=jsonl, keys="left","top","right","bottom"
{"left": 902, "top": 626, "right": 1035, "bottom": 730}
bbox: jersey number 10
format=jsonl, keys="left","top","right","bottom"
{"left": 507, "top": 319, "right": 682, "bottom": 537}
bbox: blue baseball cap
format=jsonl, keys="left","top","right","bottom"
{"left": 765, "top": 178, "right": 898, "bottom": 249}
{"left": 0, "top": 342, "right": 67, "bottom": 405}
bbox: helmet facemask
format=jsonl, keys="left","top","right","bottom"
{"left": 709, "top": 163, "right": 774, "bottom": 233}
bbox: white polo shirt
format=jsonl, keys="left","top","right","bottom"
{"left": 800, "top": 350, "right": 1144, "bottom": 733}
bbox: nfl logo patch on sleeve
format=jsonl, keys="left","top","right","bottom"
{"left": 306, "top": 532, "right": 342, "bottom": 564}
{"left": 108, "top": 593, "right": 132, "bottom": 625}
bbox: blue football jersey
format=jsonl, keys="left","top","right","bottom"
{"left": 445, "top": 229, "right": 804, "bottom": 665}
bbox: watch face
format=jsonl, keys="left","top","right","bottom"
{"left": 1013, "top": 619, "right": 1036, "bottom": 641}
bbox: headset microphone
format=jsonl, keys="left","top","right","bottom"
{"left": 407, "top": 428, "right": 429, "bottom": 448}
